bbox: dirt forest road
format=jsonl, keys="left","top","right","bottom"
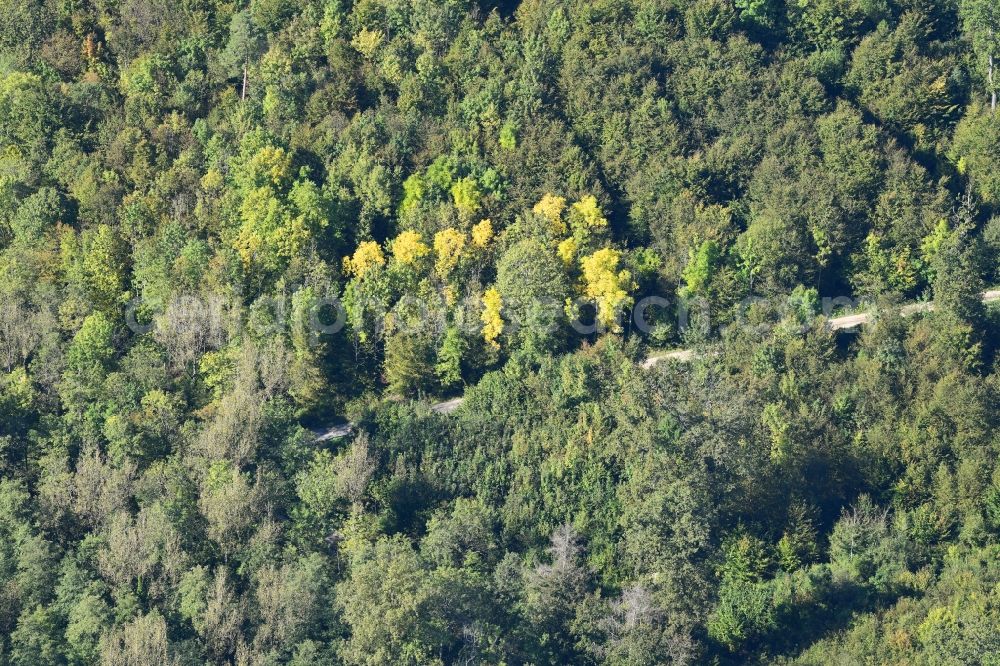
{"left": 313, "top": 290, "right": 1000, "bottom": 441}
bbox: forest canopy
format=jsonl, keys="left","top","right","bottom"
{"left": 1, "top": 0, "right": 1000, "bottom": 663}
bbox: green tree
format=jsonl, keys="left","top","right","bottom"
{"left": 434, "top": 326, "right": 467, "bottom": 390}
{"left": 495, "top": 238, "right": 570, "bottom": 356}
{"left": 218, "top": 11, "right": 267, "bottom": 87}
{"left": 961, "top": 0, "right": 1000, "bottom": 111}
{"left": 707, "top": 535, "right": 775, "bottom": 653}
{"left": 336, "top": 535, "right": 499, "bottom": 665}
{"left": 929, "top": 201, "right": 987, "bottom": 368}
{"left": 384, "top": 330, "right": 435, "bottom": 397}
{"left": 67, "top": 313, "right": 115, "bottom": 371}
{"left": 951, "top": 105, "right": 1000, "bottom": 206}
{"left": 681, "top": 240, "right": 722, "bottom": 299}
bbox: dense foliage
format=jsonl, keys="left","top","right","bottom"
{"left": 1, "top": 0, "right": 1000, "bottom": 662}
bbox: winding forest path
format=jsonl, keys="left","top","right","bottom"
{"left": 313, "top": 290, "right": 1000, "bottom": 441}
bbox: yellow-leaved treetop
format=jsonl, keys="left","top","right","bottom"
{"left": 580, "top": 248, "right": 634, "bottom": 332}
{"left": 557, "top": 237, "right": 578, "bottom": 266}
{"left": 471, "top": 219, "right": 494, "bottom": 247}
{"left": 570, "top": 195, "right": 608, "bottom": 230}
{"left": 391, "top": 230, "right": 430, "bottom": 266}
{"left": 481, "top": 287, "right": 503, "bottom": 349}
{"left": 343, "top": 241, "right": 385, "bottom": 279}
{"left": 245, "top": 145, "right": 291, "bottom": 187}
{"left": 533, "top": 193, "right": 567, "bottom": 235}
{"left": 433, "top": 228, "right": 466, "bottom": 277}
{"left": 201, "top": 168, "right": 224, "bottom": 191}
{"left": 351, "top": 28, "right": 384, "bottom": 58}
{"left": 442, "top": 285, "right": 457, "bottom": 307}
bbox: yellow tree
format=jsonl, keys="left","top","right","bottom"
{"left": 471, "top": 219, "right": 494, "bottom": 248}
{"left": 481, "top": 287, "right": 503, "bottom": 349}
{"left": 535, "top": 194, "right": 608, "bottom": 265}
{"left": 342, "top": 241, "right": 390, "bottom": 347}
{"left": 433, "top": 228, "right": 466, "bottom": 278}
{"left": 342, "top": 241, "right": 385, "bottom": 279}
{"left": 565, "top": 195, "right": 610, "bottom": 260}
{"left": 557, "top": 237, "right": 578, "bottom": 266}
{"left": 390, "top": 230, "right": 430, "bottom": 267}
{"left": 533, "top": 193, "right": 567, "bottom": 235}
{"left": 569, "top": 195, "right": 608, "bottom": 231}
{"left": 580, "top": 248, "right": 634, "bottom": 332}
